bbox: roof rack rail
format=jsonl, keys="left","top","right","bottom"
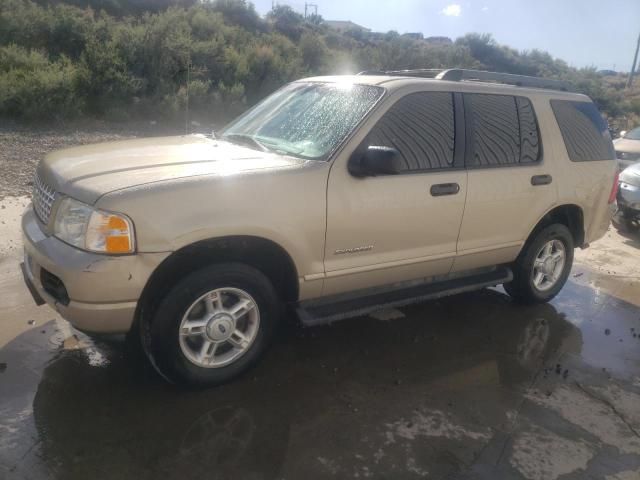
{"left": 435, "top": 69, "right": 572, "bottom": 91}
{"left": 357, "top": 68, "right": 572, "bottom": 92}
{"left": 357, "top": 68, "right": 444, "bottom": 78}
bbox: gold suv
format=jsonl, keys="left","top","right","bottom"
{"left": 22, "top": 69, "right": 618, "bottom": 386}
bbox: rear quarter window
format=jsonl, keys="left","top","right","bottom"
{"left": 550, "top": 100, "right": 615, "bottom": 161}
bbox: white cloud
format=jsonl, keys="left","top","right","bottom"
{"left": 441, "top": 4, "right": 462, "bottom": 16}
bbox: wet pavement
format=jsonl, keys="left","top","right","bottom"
{"left": 1, "top": 197, "right": 640, "bottom": 479}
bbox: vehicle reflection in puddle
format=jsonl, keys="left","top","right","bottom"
{"left": 1, "top": 278, "right": 639, "bottom": 479}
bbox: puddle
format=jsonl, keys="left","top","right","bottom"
{"left": 1, "top": 274, "right": 640, "bottom": 479}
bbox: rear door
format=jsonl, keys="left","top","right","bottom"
{"left": 323, "top": 90, "right": 467, "bottom": 296}
{"left": 453, "top": 93, "right": 557, "bottom": 272}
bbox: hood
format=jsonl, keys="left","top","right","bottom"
{"left": 620, "top": 162, "right": 640, "bottom": 187}
{"left": 38, "top": 135, "right": 307, "bottom": 204}
{"left": 613, "top": 137, "right": 640, "bottom": 154}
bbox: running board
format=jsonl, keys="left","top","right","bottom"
{"left": 296, "top": 266, "right": 513, "bottom": 327}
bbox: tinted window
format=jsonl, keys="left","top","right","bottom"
{"left": 365, "top": 92, "right": 455, "bottom": 171}
{"left": 465, "top": 94, "right": 540, "bottom": 167}
{"left": 517, "top": 97, "right": 541, "bottom": 164}
{"left": 550, "top": 100, "right": 615, "bottom": 161}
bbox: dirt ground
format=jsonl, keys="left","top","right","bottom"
{"left": 0, "top": 120, "right": 189, "bottom": 199}
{"left": 1, "top": 126, "right": 640, "bottom": 480}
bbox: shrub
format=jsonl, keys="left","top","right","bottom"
{"left": 0, "top": 45, "right": 83, "bottom": 119}
{"left": 0, "top": 0, "right": 637, "bottom": 124}
{"left": 299, "top": 31, "right": 328, "bottom": 72}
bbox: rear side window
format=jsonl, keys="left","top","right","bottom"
{"left": 517, "top": 97, "right": 541, "bottom": 164}
{"left": 365, "top": 92, "right": 455, "bottom": 171}
{"left": 464, "top": 94, "right": 541, "bottom": 167}
{"left": 550, "top": 100, "right": 615, "bottom": 161}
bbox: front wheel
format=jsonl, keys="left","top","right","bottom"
{"left": 147, "top": 263, "right": 281, "bottom": 387}
{"left": 620, "top": 207, "right": 640, "bottom": 231}
{"left": 504, "top": 224, "right": 574, "bottom": 304}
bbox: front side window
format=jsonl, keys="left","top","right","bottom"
{"left": 364, "top": 92, "right": 456, "bottom": 171}
{"left": 465, "top": 94, "right": 541, "bottom": 167}
{"left": 550, "top": 99, "right": 615, "bottom": 161}
{"left": 221, "top": 82, "right": 384, "bottom": 160}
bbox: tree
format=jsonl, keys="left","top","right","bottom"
{"left": 299, "top": 32, "right": 327, "bottom": 71}
{"left": 267, "top": 5, "right": 304, "bottom": 40}
{"left": 208, "top": 0, "right": 264, "bottom": 32}
{"left": 306, "top": 13, "right": 323, "bottom": 26}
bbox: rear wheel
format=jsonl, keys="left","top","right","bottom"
{"left": 147, "top": 263, "right": 281, "bottom": 387}
{"left": 504, "top": 224, "right": 573, "bottom": 304}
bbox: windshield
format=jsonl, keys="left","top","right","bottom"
{"left": 625, "top": 126, "right": 640, "bottom": 140}
{"left": 220, "top": 82, "right": 384, "bottom": 160}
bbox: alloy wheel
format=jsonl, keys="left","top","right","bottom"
{"left": 531, "top": 239, "right": 566, "bottom": 292}
{"left": 178, "top": 288, "right": 260, "bottom": 368}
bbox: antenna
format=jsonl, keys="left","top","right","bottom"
{"left": 304, "top": 2, "right": 318, "bottom": 18}
{"left": 185, "top": 60, "right": 190, "bottom": 135}
{"left": 627, "top": 31, "right": 640, "bottom": 88}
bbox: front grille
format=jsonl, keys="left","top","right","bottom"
{"left": 32, "top": 173, "right": 56, "bottom": 224}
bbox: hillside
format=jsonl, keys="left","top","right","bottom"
{"left": 1, "top": 0, "right": 639, "bottom": 128}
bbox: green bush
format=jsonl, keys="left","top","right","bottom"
{"left": 0, "top": 45, "right": 83, "bottom": 119}
{"left": 0, "top": 0, "right": 637, "bottom": 124}
{"left": 299, "top": 32, "right": 328, "bottom": 72}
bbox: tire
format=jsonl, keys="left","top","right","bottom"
{"left": 147, "top": 263, "right": 281, "bottom": 387}
{"left": 621, "top": 206, "right": 635, "bottom": 220}
{"left": 504, "top": 224, "right": 574, "bottom": 304}
{"left": 621, "top": 207, "right": 640, "bottom": 231}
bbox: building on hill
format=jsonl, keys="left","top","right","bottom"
{"left": 425, "top": 36, "right": 453, "bottom": 45}
{"left": 325, "top": 20, "right": 371, "bottom": 33}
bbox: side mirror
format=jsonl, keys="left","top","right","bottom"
{"left": 348, "top": 146, "right": 404, "bottom": 177}
{"left": 619, "top": 130, "right": 627, "bottom": 138}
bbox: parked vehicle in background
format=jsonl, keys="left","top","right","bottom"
{"left": 21, "top": 69, "right": 617, "bottom": 386}
{"left": 613, "top": 126, "right": 640, "bottom": 170}
{"left": 618, "top": 162, "right": 640, "bottom": 230}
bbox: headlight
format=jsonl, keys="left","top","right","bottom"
{"left": 53, "top": 198, "right": 135, "bottom": 254}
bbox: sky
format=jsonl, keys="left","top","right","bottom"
{"left": 252, "top": 0, "right": 640, "bottom": 72}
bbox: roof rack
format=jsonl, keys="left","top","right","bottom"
{"left": 357, "top": 68, "right": 572, "bottom": 92}
{"left": 357, "top": 68, "right": 444, "bottom": 78}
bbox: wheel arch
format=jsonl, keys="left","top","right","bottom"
{"left": 522, "top": 204, "right": 586, "bottom": 253}
{"left": 135, "top": 235, "right": 300, "bottom": 327}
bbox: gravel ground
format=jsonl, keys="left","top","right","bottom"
{"left": 0, "top": 121, "right": 185, "bottom": 199}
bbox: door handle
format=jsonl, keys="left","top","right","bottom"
{"left": 430, "top": 183, "right": 460, "bottom": 196}
{"left": 531, "top": 174, "right": 552, "bottom": 186}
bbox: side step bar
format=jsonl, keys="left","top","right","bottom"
{"left": 296, "top": 266, "right": 513, "bottom": 327}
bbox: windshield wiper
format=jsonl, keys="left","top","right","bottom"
{"left": 254, "top": 137, "right": 305, "bottom": 156}
{"left": 221, "top": 133, "right": 270, "bottom": 152}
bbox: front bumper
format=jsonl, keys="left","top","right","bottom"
{"left": 618, "top": 181, "right": 640, "bottom": 212}
{"left": 21, "top": 208, "right": 170, "bottom": 334}
{"left": 615, "top": 152, "right": 640, "bottom": 171}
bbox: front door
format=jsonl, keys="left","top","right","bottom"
{"left": 323, "top": 91, "right": 468, "bottom": 296}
